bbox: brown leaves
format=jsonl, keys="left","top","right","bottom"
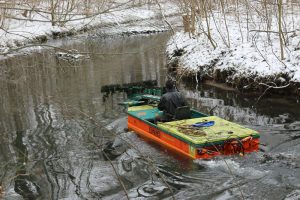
{"left": 177, "top": 125, "right": 207, "bottom": 137}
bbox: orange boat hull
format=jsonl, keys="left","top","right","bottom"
{"left": 128, "top": 115, "right": 259, "bottom": 159}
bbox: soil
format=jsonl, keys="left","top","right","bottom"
{"left": 167, "top": 55, "right": 300, "bottom": 97}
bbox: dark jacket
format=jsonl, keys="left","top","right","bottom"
{"left": 158, "top": 88, "right": 187, "bottom": 120}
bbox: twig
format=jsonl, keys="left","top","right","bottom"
{"left": 209, "top": 142, "right": 245, "bottom": 200}
{"left": 249, "top": 29, "right": 295, "bottom": 34}
{"left": 154, "top": 0, "right": 175, "bottom": 35}
{"left": 2, "top": 0, "right": 136, "bottom": 24}
{"left": 0, "top": 27, "right": 32, "bottom": 40}
{"left": 252, "top": 32, "right": 271, "bottom": 68}
{"left": 154, "top": 0, "right": 179, "bottom": 53}
{"left": 91, "top": 140, "right": 130, "bottom": 199}
{"left": 258, "top": 82, "right": 290, "bottom": 89}
{"left": 47, "top": 96, "right": 175, "bottom": 199}
{"left": 256, "top": 82, "right": 290, "bottom": 104}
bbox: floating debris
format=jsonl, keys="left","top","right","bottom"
{"left": 137, "top": 181, "right": 168, "bottom": 197}
{"left": 102, "top": 139, "right": 128, "bottom": 160}
{"left": 55, "top": 50, "right": 89, "bottom": 63}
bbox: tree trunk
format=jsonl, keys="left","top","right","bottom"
{"left": 278, "top": 0, "right": 285, "bottom": 60}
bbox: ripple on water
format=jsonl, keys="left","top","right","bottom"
{"left": 105, "top": 117, "right": 128, "bottom": 133}
{"left": 116, "top": 149, "right": 151, "bottom": 184}
{"left": 83, "top": 161, "right": 121, "bottom": 195}
{"left": 194, "top": 158, "right": 268, "bottom": 180}
{"left": 285, "top": 190, "right": 300, "bottom": 200}
{"left": 2, "top": 32, "right": 300, "bottom": 200}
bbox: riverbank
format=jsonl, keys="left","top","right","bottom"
{"left": 0, "top": 1, "right": 178, "bottom": 56}
{"left": 166, "top": 7, "right": 300, "bottom": 96}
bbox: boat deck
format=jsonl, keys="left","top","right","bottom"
{"left": 158, "top": 116, "right": 259, "bottom": 145}
{"left": 128, "top": 105, "right": 259, "bottom": 146}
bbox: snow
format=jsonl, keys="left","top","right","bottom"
{"left": 293, "top": 71, "right": 300, "bottom": 82}
{"left": 0, "top": 1, "right": 179, "bottom": 54}
{"left": 166, "top": 7, "right": 300, "bottom": 84}
{"left": 1, "top": 1, "right": 300, "bottom": 84}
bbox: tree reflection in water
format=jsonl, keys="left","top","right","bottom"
{"left": 14, "top": 130, "right": 40, "bottom": 199}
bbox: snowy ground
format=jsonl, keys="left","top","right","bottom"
{"left": 0, "top": 1, "right": 179, "bottom": 56}
{"left": 166, "top": 8, "right": 300, "bottom": 89}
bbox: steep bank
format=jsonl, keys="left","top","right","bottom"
{"left": 166, "top": 9, "right": 300, "bottom": 96}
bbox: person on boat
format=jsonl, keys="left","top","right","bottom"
{"left": 156, "top": 79, "right": 187, "bottom": 122}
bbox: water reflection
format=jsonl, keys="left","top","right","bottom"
{"left": 0, "top": 33, "right": 169, "bottom": 199}
{"left": 182, "top": 82, "right": 300, "bottom": 125}
{"left": 1, "top": 32, "right": 300, "bottom": 199}
{"left": 14, "top": 130, "right": 40, "bottom": 199}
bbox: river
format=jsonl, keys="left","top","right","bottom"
{"left": 0, "top": 32, "right": 299, "bottom": 200}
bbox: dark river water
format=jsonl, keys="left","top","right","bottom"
{"left": 0, "top": 32, "right": 300, "bottom": 200}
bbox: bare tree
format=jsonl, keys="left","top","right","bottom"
{"left": 174, "top": 0, "right": 299, "bottom": 60}
{"left": 277, "top": 0, "right": 285, "bottom": 60}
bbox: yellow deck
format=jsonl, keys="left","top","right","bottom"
{"left": 128, "top": 105, "right": 155, "bottom": 111}
{"left": 158, "top": 116, "right": 259, "bottom": 145}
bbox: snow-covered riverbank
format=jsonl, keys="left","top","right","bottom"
{"left": 0, "top": 1, "right": 178, "bottom": 56}
{"left": 166, "top": 5, "right": 300, "bottom": 95}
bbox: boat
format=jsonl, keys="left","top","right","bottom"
{"left": 115, "top": 85, "right": 260, "bottom": 160}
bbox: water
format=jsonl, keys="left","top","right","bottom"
{"left": 0, "top": 32, "right": 300, "bottom": 200}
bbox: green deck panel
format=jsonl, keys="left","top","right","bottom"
{"left": 128, "top": 105, "right": 156, "bottom": 112}
{"left": 128, "top": 105, "right": 162, "bottom": 121}
{"left": 190, "top": 109, "right": 208, "bottom": 118}
{"left": 141, "top": 94, "right": 160, "bottom": 101}
{"left": 157, "top": 116, "right": 259, "bottom": 145}
{"left": 119, "top": 101, "right": 145, "bottom": 106}
{"left": 128, "top": 105, "right": 208, "bottom": 122}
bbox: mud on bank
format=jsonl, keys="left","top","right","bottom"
{"left": 167, "top": 51, "right": 300, "bottom": 98}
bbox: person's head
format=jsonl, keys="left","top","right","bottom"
{"left": 165, "top": 79, "right": 175, "bottom": 90}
